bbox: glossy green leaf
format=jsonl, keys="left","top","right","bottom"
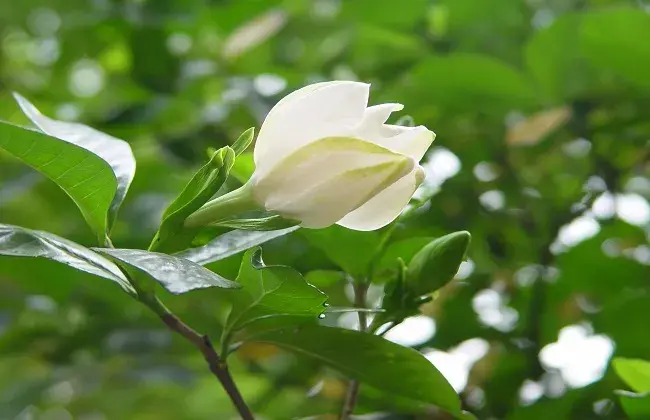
{"left": 0, "top": 121, "right": 116, "bottom": 243}
{"left": 93, "top": 248, "right": 239, "bottom": 295}
{"left": 231, "top": 127, "right": 255, "bottom": 155}
{"left": 177, "top": 226, "right": 299, "bottom": 265}
{"left": 616, "top": 390, "right": 650, "bottom": 419}
{"left": 150, "top": 146, "right": 235, "bottom": 252}
{"left": 0, "top": 224, "right": 134, "bottom": 294}
{"left": 223, "top": 248, "right": 327, "bottom": 344}
{"left": 250, "top": 324, "right": 461, "bottom": 415}
{"left": 302, "top": 226, "right": 380, "bottom": 279}
{"left": 407, "top": 231, "right": 471, "bottom": 296}
{"left": 13, "top": 93, "right": 136, "bottom": 234}
{"left": 613, "top": 358, "right": 650, "bottom": 393}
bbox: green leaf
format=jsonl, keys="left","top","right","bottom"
{"left": 580, "top": 9, "right": 650, "bottom": 89}
{"left": 304, "top": 270, "right": 345, "bottom": 289}
{"left": 407, "top": 231, "right": 471, "bottom": 296}
{"left": 302, "top": 226, "right": 380, "bottom": 279}
{"left": 0, "top": 223, "right": 134, "bottom": 294}
{"left": 230, "top": 152, "right": 255, "bottom": 183}
{"left": 401, "top": 54, "right": 535, "bottom": 111}
{"left": 0, "top": 121, "right": 117, "bottom": 244}
{"left": 613, "top": 358, "right": 650, "bottom": 393}
{"left": 616, "top": 390, "right": 650, "bottom": 419}
{"left": 177, "top": 226, "right": 299, "bottom": 265}
{"left": 13, "top": 93, "right": 136, "bottom": 234}
{"left": 250, "top": 324, "right": 461, "bottom": 416}
{"left": 211, "top": 215, "right": 300, "bottom": 231}
{"left": 525, "top": 14, "right": 597, "bottom": 101}
{"left": 93, "top": 248, "right": 239, "bottom": 295}
{"left": 223, "top": 249, "right": 327, "bottom": 346}
{"left": 231, "top": 127, "right": 255, "bottom": 155}
{"left": 151, "top": 146, "right": 235, "bottom": 252}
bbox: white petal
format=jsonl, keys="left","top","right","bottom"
{"left": 351, "top": 102, "right": 436, "bottom": 162}
{"left": 375, "top": 126, "right": 436, "bottom": 162}
{"left": 252, "top": 137, "right": 414, "bottom": 229}
{"left": 254, "top": 81, "right": 370, "bottom": 176}
{"left": 362, "top": 103, "right": 404, "bottom": 127}
{"left": 337, "top": 166, "right": 425, "bottom": 231}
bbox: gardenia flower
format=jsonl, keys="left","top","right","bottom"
{"left": 186, "top": 81, "right": 435, "bottom": 231}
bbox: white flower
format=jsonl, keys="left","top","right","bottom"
{"left": 186, "top": 81, "right": 435, "bottom": 231}
{"left": 250, "top": 81, "right": 434, "bottom": 230}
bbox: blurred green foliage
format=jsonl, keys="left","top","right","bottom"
{"left": 1, "top": 0, "right": 649, "bottom": 419}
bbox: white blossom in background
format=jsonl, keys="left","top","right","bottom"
{"left": 539, "top": 324, "right": 614, "bottom": 388}
{"left": 424, "top": 338, "right": 490, "bottom": 392}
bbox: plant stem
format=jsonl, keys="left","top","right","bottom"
{"left": 103, "top": 232, "right": 253, "bottom": 418}
{"left": 341, "top": 282, "right": 368, "bottom": 420}
{"left": 155, "top": 301, "right": 255, "bottom": 419}
{"left": 184, "top": 183, "right": 259, "bottom": 228}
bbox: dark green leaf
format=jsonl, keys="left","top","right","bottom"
{"left": 302, "top": 226, "right": 380, "bottom": 279}
{"left": 151, "top": 146, "right": 235, "bottom": 252}
{"left": 223, "top": 249, "right": 327, "bottom": 344}
{"left": 0, "top": 223, "right": 134, "bottom": 294}
{"left": 93, "top": 248, "right": 239, "bottom": 295}
{"left": 13, "top": 93, "right": 136, "bottom": 234}
{"left": 231, "top": 127, "right": 255, "bottom": 155}
{"left": 613, "top": 358, "right": 650, "bottom": 393}
{"left": 0, "top": 121, "right": 116, "bottom": 243}
{"left": 616, "top": 390, "right": 650, "bottom": 419}
{"left": 407, "top": 231, "right": 471, "bottom": 296}
{"left": 250, "top": 324, "right": 461, "bottom": 415}
{"left": 177, "top": 226, "right": 299, "bottom": 265}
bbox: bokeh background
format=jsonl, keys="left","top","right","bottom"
{"left": 1, "top": 0, "right": 650, "bottom": 419}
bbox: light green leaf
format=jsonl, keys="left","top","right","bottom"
{"left": 302, "top": 226, "right": 380, "bottom": 280}
{"left": 150, "top": 146, "right": 235, "bottom": 252}
{"left": 211, "top": 215, "right": 300, "bottom": 231}
{"left": 230, "top": 152, "right": 255, "bottom": 183}
{"left": 0, "top": 223, "right": 133, "bottom": 294}
{"left": 616, "top": 390, "right": 650, "bottom": 419}
{"left": 13, "top": 93, "right": 136, "bottom": 233}
{"left": 525, "top": 14, "right": 597, "bottom": 101}
{"left": 613, "top": 358, "right": 650, "bottom": 393}
{"left": 93, "top": 248, "right": 239, "bottom": 295}
{"left": 231, "top": 127, "right": 255, "bottom": 155}
{"left": 223, "top": 248, "right": 327, "bottom": 346}
{"left": 0, "top": 121, "right": 117, "bottom": 243}
{"left": 581, "top": 9, "right": 650, "bottom": 89}
{"left": 403, "top": 54, "right": 536, "bottom": 111}
{"left": 177, "top": 226, "right": 299, "bottom": 266}
{"left": 250, "top": 324, "right": 462, "bottom": 416}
